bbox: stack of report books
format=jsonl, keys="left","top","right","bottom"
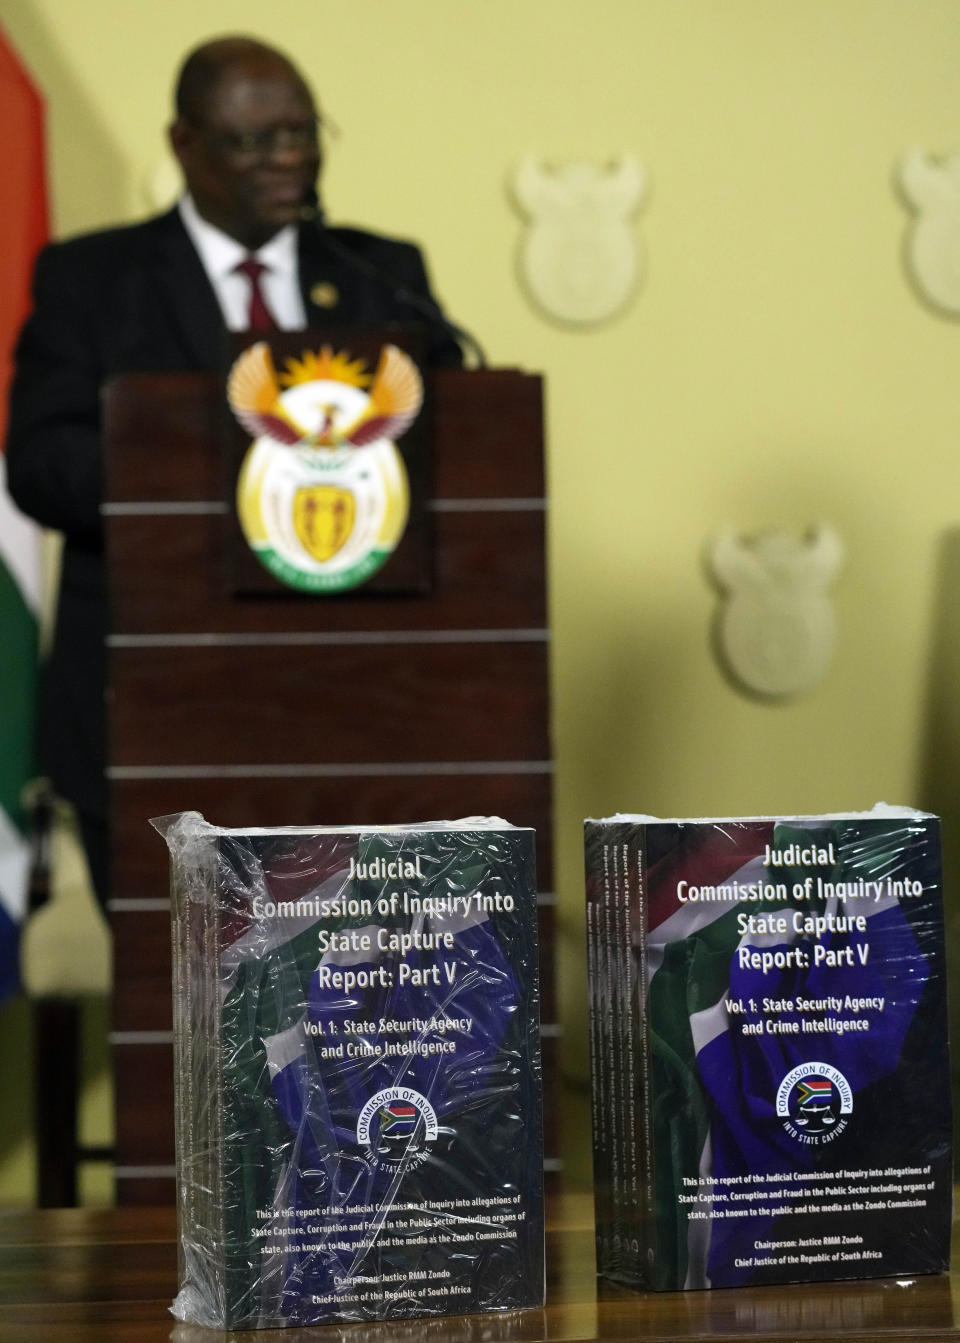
{"left": 585, "top": 806, "right": 951, "bottom": 1290}
{"left": 156, "top": 812, "right": 545, "bottom": 1329}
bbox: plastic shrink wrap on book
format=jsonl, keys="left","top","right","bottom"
{"left": 584, "top": 806, "right": 952, "bottom": 1290}
{"left": 153, "top": 812, "right": 545, "bottom": 1329}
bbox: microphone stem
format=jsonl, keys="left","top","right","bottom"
{"left": 305, "top": 208, "right": 487, "bottom": 368}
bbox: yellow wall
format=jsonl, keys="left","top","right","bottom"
{"left": 4, "top": 0, "right": 960, "bottom": 1193}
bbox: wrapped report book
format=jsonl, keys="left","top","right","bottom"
{"left": 155, "top": 813, "right": 544, "bottom": 1328}
{"left": 584, "top": 806, "right": 951, "bottom": 1290}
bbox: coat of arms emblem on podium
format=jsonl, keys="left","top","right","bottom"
{"left": 228, "top": 341, "right": 423, "bottom": 592}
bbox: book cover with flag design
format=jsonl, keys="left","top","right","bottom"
{"left": 585, "top": 807, "right": 951, "bottom": 1290}
{"left": 157, "top": 813, "right": 544, "bottom": 1329}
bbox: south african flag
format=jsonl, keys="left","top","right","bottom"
{"left": 380, "top": 1103, "right": 417, "bottom": 1132}
{"left": 0, "top": 26, "right": 47, "bottom": 1000}
{"left": 796, "top": 1078, "right": 833, "bottom": 1108}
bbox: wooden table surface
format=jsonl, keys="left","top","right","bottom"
{"left": 0, "top": 1191, "right": 956, "bottom": 1342}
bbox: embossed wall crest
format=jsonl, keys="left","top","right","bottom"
{"left": 511, "top": 156, "right": 645, "bottom": 326}
{"left": 899, "top": 149, "right": 960, "bottom": 315}
{"left": 708, "top": 527, "right": 845, "bottom": 699}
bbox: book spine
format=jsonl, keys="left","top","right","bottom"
{"left": 586, "top": 822, "right": 652, "bottom": 1287}
{"left": 170, "top": 835, "right": 192, "bottom": 1288}
{"left": 170, "top": 826, "right": 228, "bottom": 1326}
{"left": 584, "top": 826, "right": 613, "bottom": 1274}
{"left": 208, "top": 842, "right": 228, "bottom": 1323}
{"left": 607, "top": 830, "right": 629, "bottom": 1280}
{"left": 627, "top": 824, "right": 653, "bottom": 1287}
{"left": 608, "top": 823, "right": 650, "bottom": 1287}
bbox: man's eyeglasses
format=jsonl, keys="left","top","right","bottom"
{"left": 202, "top": 118, "right": 325, "bottom": 158}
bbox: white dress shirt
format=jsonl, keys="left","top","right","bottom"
{"left": 177, "top": 194, "right": 307, "bottom": 331}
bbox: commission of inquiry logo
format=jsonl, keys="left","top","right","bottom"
{"left": 228, "top": 342, "right": 423, "bottom": 593}
{"left": 776, "top": 1061, "right": 853, "bottom": 1144}
{"left": 357, "top": 1086, "right": 438, "bottom": 1170}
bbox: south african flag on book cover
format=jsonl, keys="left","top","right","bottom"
{"left": 158, "top": 814, "right": 544, "bottom": 1329}
{"left": 0, "top": 26, "right": 48, "bottom": 1000}
{"left": 585, "top": 808, "right": 951, "bottom": 1291}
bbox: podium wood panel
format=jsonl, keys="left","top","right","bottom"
{"left": 110, "top": 641, "right": 548, "bottom": 766}
{"left": 108, "top": 509, "right": 546, "bottom": 634}
{"left": 103, "top": 366, "right": 556, "bottom": 1204}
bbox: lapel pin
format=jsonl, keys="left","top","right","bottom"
{"left": 310, "top": 281, "right": 339, "bottom": 309}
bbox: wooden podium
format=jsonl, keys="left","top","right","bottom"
{"left": 102, "top": 367, "right": 555, "bottom": 1204}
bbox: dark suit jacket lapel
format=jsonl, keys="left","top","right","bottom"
{"left": 148, "top": 208, "right": 227, "bottom": 367}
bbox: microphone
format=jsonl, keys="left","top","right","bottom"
{"left": 300, "top": 188, "right": 487, "bottom": 369}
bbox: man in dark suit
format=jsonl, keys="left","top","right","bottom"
{"left": 5, "top": 36, "right": 463, "bottom": 909}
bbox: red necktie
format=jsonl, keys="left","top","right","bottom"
{"left": 234, "top": 256, "right": 278, "bottom": 331}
